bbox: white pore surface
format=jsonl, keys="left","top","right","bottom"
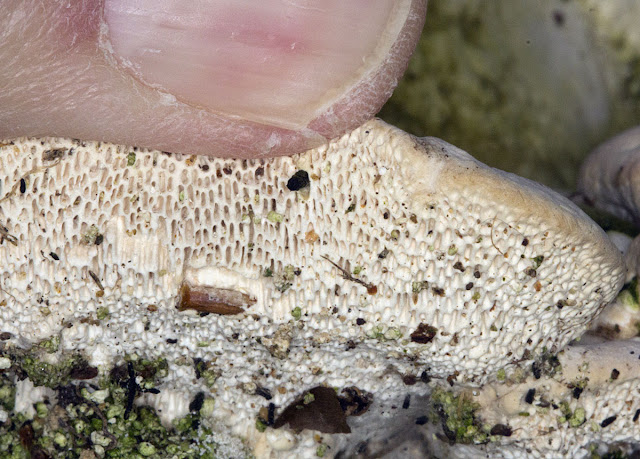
{"left": 0, "top": 119, "right": 625, "bottom": 457}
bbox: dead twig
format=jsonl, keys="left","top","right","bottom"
{"left": 0, "top": 224, "right": 17, "bottom": 246}
{"left": 88, "top": 270, "right": 104, "bottom": 291}
{"left": 321, "top": 255, "right": 377, "bottom": 295}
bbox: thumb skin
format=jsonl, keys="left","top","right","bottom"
{"left": 0, "top": 0, "right": 426, "bottom": 158}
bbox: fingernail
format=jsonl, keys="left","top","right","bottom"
{"left": 103, "top": 0, "right": 416, "bottom": 130}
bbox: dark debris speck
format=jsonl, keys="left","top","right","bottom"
{"left": 402, "top": 375, "right": 417, "bottom": 386}
{"left": 490, "top": 424, "right": 512, "bottom": 436}
{"left": 189, "top": 391, "right": 205, "bottom": 413}
{"left": 600, "top": 416, "right": 617, "bottom": 428}
{"left": 415, "top": 416, "right": 428, "bottom": 425}
{"left": 572, "top": 386, "right": 583, "bottom": 400}
{"left": 410, "top": 323, "right": 438, "bottom": 344}
{"left": 524, "top": 388, "right": 535, "bottom": 404}
{"left": 255, "top": 386, "right": 273, "bottom": 400}
{"left": 286, "top": 170, "right": 310, "bottom": 191}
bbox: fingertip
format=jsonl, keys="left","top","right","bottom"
{"left": 103, "top": 0, "right": 426, "bottom": 150}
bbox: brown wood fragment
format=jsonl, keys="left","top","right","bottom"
{"left": 177, "top": 283, "right": 255, "bottom": 315}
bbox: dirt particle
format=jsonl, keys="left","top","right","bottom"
{"left": 255, "top": 386, "right": 273, "bottom": 400}
{"left": 524, "top": 388, "right": 535, "bottom": 404}
{"left": 286, "top": 170, "right": 310, "bottom": 191}
{"left": 339, "top": 386, "right": 373, "bottom": 417}
{"left": 69, "top": 361, "right": 99, "bottom": 380}
{"left": 402, "top": 375, "right": 417, "bottom": 386}
{"left": 410, "top": 323, "right": 438, "bottom": 344}
{"left": 415, "top": 416, "right": 428, "bottom": 425}
{"left": 490, "top": 424, "right": 512, "bottom": 436}
{"left": 572, "top": 386, "right": 583, "bottom": 399}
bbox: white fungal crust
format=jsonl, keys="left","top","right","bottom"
{"left": 589, "top": 233, "right": 640, "bottom": 340}
{"left": 0, "top": 119, "right": 624, "bottom": 385}
{"left": 439, "top": 339, "right": 640, "bottom": 459}
{"left": 578, "top": 124, "right": 640, "bottom": 223}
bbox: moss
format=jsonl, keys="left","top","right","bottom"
{"left": 532, "top": 347, "right": 561, "bottom": 379}
{"left": 531, "top": 256, "right": 545, "bottom": 270}
{"left": 126, "top": 152, "right": 136, "bottom": 166}
{"left": 38, "top": 335, "right": 60, "bottom": 354}
{"left": 0, "top": 350, "right": 228, "bottom": 459}
{"left": 379, "top": 1, "right": 640, "bottom": 188}
{"left": 412, "top": 281, "right": 429, "bottom": 294}
{"left": 316, "top": 444, "right": 328, "bottom": 457}
{"left": 20, "top": 353, "right": 84, "bottom": 388}
{"left": 569, "top": 407, "right": 586, "bottom": 428}
{"left": 430, "top": 387, "right": 490, "bottom": 444}
{"left": 266, "top": 211, "right": 283, "bottom": 223}
{"left": 617, "top": 278, "right": 640, "bottom": 310}
{"left": 96, "top": 307, "right": 110, "bottom": 320}
{"left": 255, "top": 419, "right": 267, "bottom": 432}
{"left": 82, "top": 225, "right": 102, "bottom": 245}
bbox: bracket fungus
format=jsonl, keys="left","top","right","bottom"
{"left": 0, "top": 119, "right": 627, "bottom": 457}
{"left": 577, "top": 124, "right": 640, "bottom": 341}
{"left": 578, "top": 124, "right": 640, "bottom": 225}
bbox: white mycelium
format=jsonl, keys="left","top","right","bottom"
{"left": 0, "top": 120, "right": 626, "bottom": 457}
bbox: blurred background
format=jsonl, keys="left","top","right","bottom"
{"left": 380, "top": 0, "right": 640, "bottom": 190}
